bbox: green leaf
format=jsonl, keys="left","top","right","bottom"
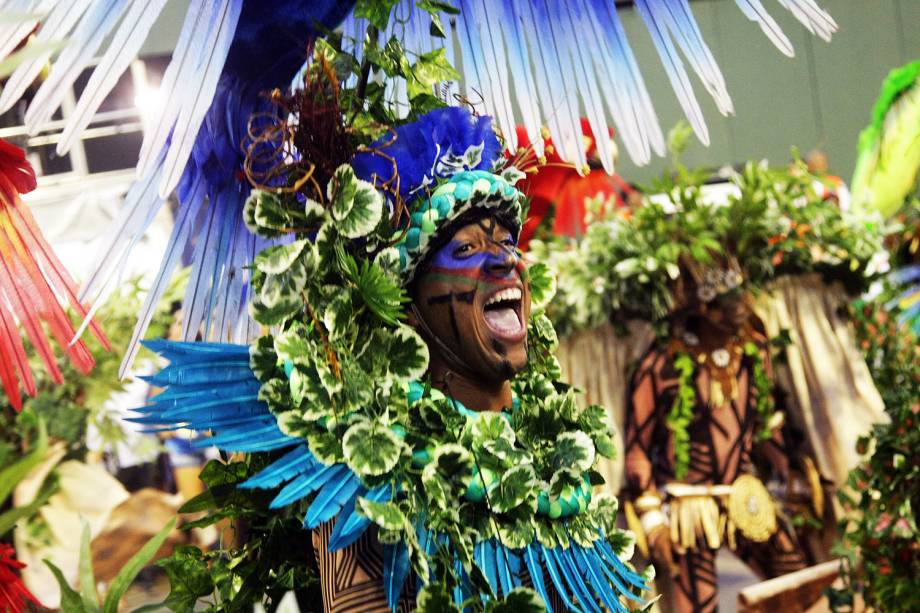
{"left": 103, "top": 518, "right": 177, "bottom": 613}
{"left": 0, "top": 480, "right": 56, "bottom": 536}
{"left": 485, "top": 587, "right": 545, "bottom": 613}
{"left": 254, "top": 239, "right": 308, "bottom": 274}
{"left": 337, "top": 245, "right": 408, "bottom": 325}
{"left": 416, "top": 583, "right": 461, "bottom": 613}
{"left": 79, "top": 522, "right": 101, "bottom": 612}
{"left": 356, "top": 498, "right": 406, "bottom": 531}
{"left": 308, "top": 430, "right": 345, "bottom": 465}
{"left": 526, "top": 262, "right": 556, "bottom": 309}
{"left": 44, "top": 559, "right": 85, "bottom": 613}
{"left": 387, "top": 326, "right": 430, "bottom": 380}
{"left": 491, "top": 464, "right": 537, "bottom": 514}
{"left": 0, "top": 419, "right": 48, "bottom": 506}
{"left": 244, "top": 190, "right": 290, "bottom": 237}
{"left": 551, "top": 431, "right": 596, "bottom": 472}
{"left": 274, "top": 323, "right": 313, "bottom": 366}
{"left": 323, "top": 291, "right": 354, "bottom": 341}
{"left": 342, "top": 419, "right": 404, "bottom": 478}
{"left": 330, "top": 164, "right": 385, "bottom": 239}
{"left": 408, "top": 48, "right": 460, "bottom": 100}
{"left": 354, "top": 0, "right": 399, "bottom": 30}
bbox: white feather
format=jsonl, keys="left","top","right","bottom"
{"left": 56, "top": 0, "right": 168, "bottom": 155}
{"left": 157, "top": 0, "right": 243, "bottom": 198}
{"left": 734, "top": 0, "right": 794, "bottom": 57}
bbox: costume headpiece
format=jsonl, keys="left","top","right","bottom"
{"left": 352, "top": 107, "right": 523, "bottom": 285}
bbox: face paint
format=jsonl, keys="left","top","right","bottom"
{"left": 411, "top": 215, "right": 531, "bottom": 383}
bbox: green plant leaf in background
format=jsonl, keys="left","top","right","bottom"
{"left": 0, "top": 418, "right": 47, "bottom": 506}
{"left": 102, "top": 518, "right": 176, "bottom": 613}
{"left": 78, "top": 523, "right": 101, "bottom": 613}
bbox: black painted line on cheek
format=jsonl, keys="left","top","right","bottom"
{"left": 448, "top": 301, "right": 462, "bottom": 346}
{"left": 428, "top": 293, "right": 456, "bottom": 306}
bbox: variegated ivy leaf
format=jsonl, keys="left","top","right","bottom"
{"left": 248, "top": 296, "right": 294, "bottom": 326}
{"left": 244, "top": 189, "right": 289, "bottom": 237}
{"left": 307, "top": 430, "right": 344, "bottom": 465}
{"left": 579, "top": 404, "right": 608, "bottom": 433}
{"left": 416, "top": 584, "right": 460, "bottom": 613}
{"left": 303, "top": 198, "right": 327, "bottom": 227}
{"left": 566, "top": 514, "right": 599, "bottom": 548}
{"left": 530, "top": 313, "right": 558, "bottom": 348}
{"left": 274, "top": 323, "right": 313, "bottom": 366}
{"left": 466, "top": 412, "right": 516, "bottom": 448}
{"left": 525, "top": 262, "right": 556, "bottom": 310}
{"left": 330, "top": 164, "right": 385, "bottom": 239}
{"left": 342, "top": 419, "right": 404, "bottom": 478}
{"left": 551, "top": 431, "right": 596, "bottom": 472}
{"left": 491, "top": 464, "right": 537, "bottom": 514}
{"left": 388, "top": 326, "right": 429, "bottom": 381}
{"left": 374, "top": 247, "right": 402, "bottom": 280}
{"left": 421, "top": 464, "right": 451, "bottom": 511}
{"left": 315, "top": 223, "right": 338, "bottom": 270}
{"left": 323, "top": 291, "right": 354, "bottom": 341}
{"left": 497, "top": 518, "right": 536, "bottom": 550}
{"left": 289, "top": 367, "right": 331, "bottom": 415}
{"left": 589, "top": 492, "right": 620, "bottom": 536}
{"left": 258, "top": 378, "right": 294, "bottom": 414}
{"left": 548, "top": 468, "right": 583, "bottom": 499}
{"left": 593, "top": 433, "right": 617, "bottom": 459}
{"left": 259, "top": 258, "right": 308, "bottom": 309}
{"left": 249, "top": 337, "right": 278, "bottom": 382}
{"left": 533, "top": 519, "right": 560, "bottom": 550}
{"left": 484, "top": 588, "right": 545, "bottom": 613}
{"left": 254, "top": 239, "right": 308, "bottom": 275}
{"left": 356, "top": 498, "right": 405, "bottom": 531}
{"left": 429, "top": 444, "right": 474, "bottom": 490}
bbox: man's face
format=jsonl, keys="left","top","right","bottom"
{"left": 704, "top": 291, "right": 751, "bottom": 334}
{"left": 411, "top": 215, "right": 531, "bottom": 383}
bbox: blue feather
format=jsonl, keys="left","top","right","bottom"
{"left": 272, "top": 463, "right": 346, "bottom": 510}
{"left": 572, "top": 545, "right": 629, "bottom": 613}
{"left": 384, "top": 542, "right": 411, "bottom": 611}
{"left": 482, "top": 539, "right": 500, "bottom": 598}
{"left": 494, "top": 539, "right": 513, "bottom": 597}
{"left": 328, "top": 485, "right": 390, "bottom": 551}
{"left": 553, "top": 546, "right": 601, "bottom": 613}
{"left": 305, "top": 470, "right": 362, "bottom": 527}
{"left": 595, "top": 537, "right": 648, "bottom": 591}
{"left": 523, "top": 544, "right": 553, "bottom": 613}
{"left": 539, "top": 544, "right": 578, "bottom": 611}
{"left": 241, "top": 446, "right": 317, "bottom": 490}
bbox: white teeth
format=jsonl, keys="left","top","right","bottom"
{"left": 485, "top": 287, "right": 522, "bottom": 306}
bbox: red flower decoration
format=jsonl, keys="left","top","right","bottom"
{"left": 0, "top": 138, "right": 110, "bottom": 410}
{"left": 0, "top": 544, "right": 40, "bottom": 613}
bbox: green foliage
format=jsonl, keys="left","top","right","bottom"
{"left": 534, "top": 138, "right": 888, "bottom": 337}
{"left": 44, "top": 518, "right": 176, "bottom": 613}
{"left": 667, "top": 354, "right": 696, "bottom": 479}
{"left": 829, "top": 298, "right": 920, "bottom": 613}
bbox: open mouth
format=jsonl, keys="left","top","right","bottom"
{"left": 482, "top": 286, "right": 525, "bottom": 341}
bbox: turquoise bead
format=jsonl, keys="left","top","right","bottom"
{"left": 405, "top": 227, "right": 421, "bottom": 249}
{"left": 454, "top": 181, "right": 471, "bottom": 201}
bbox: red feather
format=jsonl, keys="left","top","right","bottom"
{"left": 0, "top": 544, "right": 41, "bottom": 613}
{"left": 0, "top": 138, "right": 109, "bottom": 410}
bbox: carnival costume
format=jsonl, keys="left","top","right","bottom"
{"left": 131, "top": 105, "right": 650, "bottom": 611}
{"left": 623, "top": 259, "right": 812, "bottom": 612}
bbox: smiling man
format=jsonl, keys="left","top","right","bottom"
{"left": 409, "top": 211, "right": 531, "bottom": 413}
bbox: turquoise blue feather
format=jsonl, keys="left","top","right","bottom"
{"left": 305, "top": 470, "right": 362, "bottom": 528}
{"left": 328, "top": 485, "right": 390, "bottom": 552}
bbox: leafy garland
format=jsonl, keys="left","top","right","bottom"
{"left": 242, "top": 165, "right": 638, "bottom": 608}
{"left": 531, "top": 131, "right": 888, "bottom": 338}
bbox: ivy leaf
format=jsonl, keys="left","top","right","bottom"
{"left": 274, "top": 323, "right": 312, "bottom": 366}
{"left": 485, "top": 588, "right": 545, "bottom": 613}
{"left": 551, "top": 431, "right": 596, "bottom": 472}
{"left": 254, "top": 239, "right": 308, "bottom": 275}
{"left": 416, "top": 583, "right": 461, "bottom": 613}
{"left": 357, "top": 498, "right": 405, "bottom": 531}
{"left": 408, "top": 48, "right": 460, "bottom": 100}
{"left": 526, "top": 262, "right": 556, "bottom": 309}
{"left": 330, "top": 164, "right": 385, "bottom": 239}
{"left": 249, "top": 336, "right": 278, "bottom": 382}
{"left": 343, "top": 419, "right": 404, "bottom": 478}
{"left": 490, "top": 464, "right": 537, "bottom": 514}
{"left": 260, "top": 257, "right": 308, "bottom": 309}
{"left": 308, "top": 430, "right": 344, "bottom": 465}
{"left": 323, "top": 291, "right": 355, "bottom": 341}
{"left": 354, "top": 0, "right": 399, "bottom": 31}
{"left": 388, "top": 326, "right": 430, "bottom": 380}
{"left": 157, "top": 546, "right": 214, "bottom": 610}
